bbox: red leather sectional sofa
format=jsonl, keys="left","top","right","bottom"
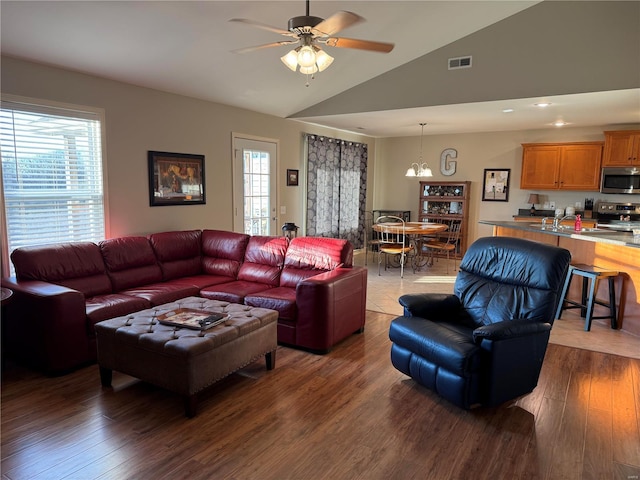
{"left": 2, "top": 229, "right": 367, "bottom": 374}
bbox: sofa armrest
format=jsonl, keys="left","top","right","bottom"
{"left": 472, "top": 319, "right": 552, "bottom": 343}
{"left": 294, "top": 266, "right": 367, "bottom": 351}
{"left": 2, "top": 277, "right": 90, "bottom": 373}
{"left": 399, "top": 293, "right": 462, "bottom": 319}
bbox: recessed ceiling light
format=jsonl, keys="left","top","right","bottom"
{"left": 535, "top": 102, "right": 552, "bottom": 108}
{"left": 502, "top": 108, "right": 514, "bottom": 113}
{"left": 553, "top": 121, "right": 568, "bottom": 127}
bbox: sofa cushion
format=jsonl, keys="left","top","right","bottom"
{"left": 245, "top": 287, "right": 297, "bottom": 320}
{"left": 86, "top": 293, "right": 151, "bottom": 335}
{"left": 119, "top": 280, "right": 199, "bottom": 307}
{"left": 99, "top": 236, "right": 163, "bottom": 291}
{"left": 200, "top": 281, "right": 273, "bottom": 304}
{"left": 201, "top": 229, "right": 250, "bottom": 279}
{"left": 237, "top": 235, "right": 288, "bottom": 285}
{"left": 148, "top": 230, "right": 202, "bottom": 280}
{"left": 388, "top": 316, "right": 481, "bottom": 376}
{"left": 172, "top": 274, "right": 235, "bottom": 290}
{"left": 280, "top": 237, "right": 351, "bottom": 288}
{"left": 10, "top": 242, "right": 112, "bottom": 298}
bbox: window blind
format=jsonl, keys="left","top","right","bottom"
{"left": 1, "top": 100, "right": 105, "bottom": 274}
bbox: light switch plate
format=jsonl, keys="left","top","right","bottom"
{"left": 280, "top": 206, "right": 286, "bottom": 214}
{"left": 549, "top": 201, "right": 556, "bottom": 209}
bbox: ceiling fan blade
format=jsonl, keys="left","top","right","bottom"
{"left": 324, "top": 37, "right": 394, "bottom": 53}
{"left": 312, "top": 11, "right": 363, "bottom": 37}
{"left": 232, "top": 40, "right": 298, "bottom": 55}
{"left": 229, "top": 18, "right": 296, "bottom": 38}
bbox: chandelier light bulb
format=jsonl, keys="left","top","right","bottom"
{"left": 297, "top": 46, "right": 317, "bottom": 68}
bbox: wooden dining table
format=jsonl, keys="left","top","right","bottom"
{"left": 372, "top": 222, "right": 448, "bottom": 270}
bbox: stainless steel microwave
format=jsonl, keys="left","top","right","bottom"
{"left": 600, "top": 167, "right": 640, "bottom": 194}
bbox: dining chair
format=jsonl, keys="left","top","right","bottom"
{"left": 364, "top": 211, "right": 381, "bottom": 265}
{"left": 425, "top": 220, "right": 461, "bottom": 274}
{"left": 376, "top": 215, "right": 413, "bottom": 278}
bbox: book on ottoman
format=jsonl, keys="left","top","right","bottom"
{"left": 157, "top": 308, "right": 227, "bottom": 330}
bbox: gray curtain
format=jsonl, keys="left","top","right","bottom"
{"left": 305, "top": 134, "right": 367, "bottom": 248}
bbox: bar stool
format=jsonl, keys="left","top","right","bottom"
{"left": 555, "top": 264, "right": 621, "bottom": 331}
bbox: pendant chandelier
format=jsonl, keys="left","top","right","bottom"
{"left": 405, "top": 123, "right": 433, "bottom": 178}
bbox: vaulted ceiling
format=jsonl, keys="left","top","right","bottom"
{"left": 1, "top": 1, "right": 638, "bottom": 137}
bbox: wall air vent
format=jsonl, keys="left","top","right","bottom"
{"left": 448, "top": 56, "right": 472, "bottom": 70}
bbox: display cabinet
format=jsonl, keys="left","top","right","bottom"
{"left": 419, "top": 181, "right": 470, "bottom": 257}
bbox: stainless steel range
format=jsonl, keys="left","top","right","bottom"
{"left": 596, "top": 202, "right": 640, "bottom": 231}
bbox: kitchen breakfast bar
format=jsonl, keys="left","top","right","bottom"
{"left": 480, "top": 220, "right": 640, "bottom": 337}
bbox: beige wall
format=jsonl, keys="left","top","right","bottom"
{"left": 2, "top": 55, "right": 639, "bottom": 248}
{"left": 0, "top": 56, "right": 375, "bottom": 239}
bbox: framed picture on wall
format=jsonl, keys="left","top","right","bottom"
{"left": 287, "top": 169, "right": 299, "bottom": 186}
{"left": 482, "top": 168, "right": 510, "bottom": 202}
{"left": 148, "top": 151, "right": 206, "bottom": 206}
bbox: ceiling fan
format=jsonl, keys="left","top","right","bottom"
{"left": 230, "top": 0, "right": 394, "bottom": 82}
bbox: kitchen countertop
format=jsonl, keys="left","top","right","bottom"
{"left": 479, "top": 220, "right": 640, "bottom": 249}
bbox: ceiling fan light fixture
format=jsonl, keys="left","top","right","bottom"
{"left": 297, "top": 45, "right": 317, "bottom": 68}
{"left": 314, "top": 48, "right": 334, "bottom": 72}
{"left": 232, "top": 2, "right": 394, "bottom": 85}
{"left": 281, "top": 49, "right": 299, "bottom": 71}
{"left": 299, "top": 64, "right": 318, "bottom": 75}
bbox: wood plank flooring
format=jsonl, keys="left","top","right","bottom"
{"left": 2, "top": 310, "right": 640, "bottom": 480}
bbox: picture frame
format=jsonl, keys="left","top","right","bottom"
{"left": 287, "top": 169, "right": 299, "bottom": 186}
{"left": 482, "top": 168, "right": 510, "bottom": 202}
{"left": 148, "top": 151, "right": 206, "bottom": 206}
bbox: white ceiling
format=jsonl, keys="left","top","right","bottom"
{"left": 1, "top": 1, "right": 639, "bottom": 137}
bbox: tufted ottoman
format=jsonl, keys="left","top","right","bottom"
{"left": 95, "top": 297, "right": 278, "bottom": 417}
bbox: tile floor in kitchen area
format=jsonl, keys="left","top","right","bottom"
{"left": 354, "top": 249, "right": 640, "bottom": 360}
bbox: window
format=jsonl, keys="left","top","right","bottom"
{"left": 232, "top": 135, "right": 278, "bottom": 236}
{"left": 243, "top": 148, "right": 271, "bottom": 235}
{"left": 0, "top": 97, "right": 107, "bottom": 276}
{"left": 305, "top": 134, "right": 367, "bottom": 248}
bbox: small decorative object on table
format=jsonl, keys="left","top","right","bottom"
{"left": 528, "top": 193, "right": 540, "bottom": 216}
{"left": 157, "top": 308, "right": 227, "bottom": 330}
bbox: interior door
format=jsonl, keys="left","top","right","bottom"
{"left": 232, "top": 134, "right": 278, "bottom": 235}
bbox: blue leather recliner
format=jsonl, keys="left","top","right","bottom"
{"left": 389, "top": 236, "right": 571, "bottom": 409}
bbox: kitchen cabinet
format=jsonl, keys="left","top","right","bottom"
{"left": 520, "top": 142, "right": 603, "bottom": 191}
{"left": 418, "top": 181, "right": 470, "bottom": 257}
{"left": 602, "top": 130, "right": 640, "bottom": 166}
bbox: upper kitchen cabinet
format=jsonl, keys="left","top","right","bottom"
{"left": 520, "top": 142, "right": 603, "bottom": 191}
{"left": 602, "top": 130, "right": 640, "bottom": 167}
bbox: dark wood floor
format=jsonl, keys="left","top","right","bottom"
{"left": 2, "top": 310, "right": 640, "bottom": 480}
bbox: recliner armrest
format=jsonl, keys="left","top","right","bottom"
{"left": 398, "top": 293, "right": 461, "bottom": 319}
{"left": 472, "top": 319, "right": 551, "bottom": 343}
